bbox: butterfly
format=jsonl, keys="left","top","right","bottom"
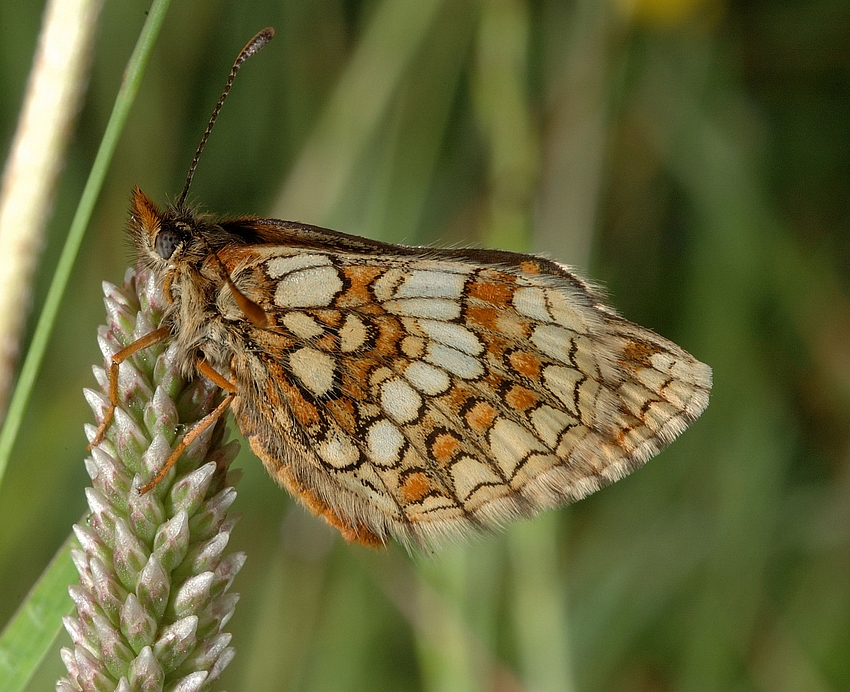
{"left": 90, "top": 28, "right": 711, "bottom": 549}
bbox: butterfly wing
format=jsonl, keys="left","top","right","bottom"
{"left": 214, "top": 221, "right": 711, "bottom": 547}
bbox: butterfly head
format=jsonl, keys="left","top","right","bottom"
{"left": 128, "top": 186, "right": 270, "bottom": 327}
{"left": 129, "top": 186, "right": 209, "bottom": 270}
{"left": 128, "top": 29, "right": 276, "bottom": 276}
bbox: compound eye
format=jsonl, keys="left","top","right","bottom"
{"left": 155, "top": 228, "right": 183, "bottom": 259}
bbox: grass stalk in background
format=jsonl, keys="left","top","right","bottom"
{"left": 0, "top": 0, "right": 104, "bottom": 418}
{"left": 0, "top": 3, "right": 171, "bottom": 689}
{"left": 0, "top": 0, "right": 171, "bottom": 493}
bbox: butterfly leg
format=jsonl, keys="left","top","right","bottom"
{"left": 196, "top": 358, "right": 237, "bottom": 394}
{"left": 89, "top": 326, "right": 171, "bottom": 449}
{"left": 197, "top": 358, "right": 385, "bottom": 547}
{"left": 139, "top": 357, "right": 236, "bottom": 494}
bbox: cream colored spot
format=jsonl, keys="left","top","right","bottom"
{"left": 369, "top": 366, "right": 394, "bottom": 388}
{"left": 381, "top": 378, "right": 423, "bottom": 424}
{"left": 493, "top": 312, "right": 528, "bottom": 339}
{"left": 488, "top": 418, "right": 547, "bottom": 477}
{"left": 384, "top": 298, "right": 461, "bottom": 320}
{"left": 651, "top": 352, "right": 677, "bottom": 374}
{"left": 641, "top": 399, "right": 679, "bottom": 434}
{"left": 659, "top": 378, "right": 694, "bottom": 410}
{"left": 289, "top": 347, "right": 335, "bottom": 397}
{"left": 339, "top": 314, "right": 368, "bottom": 352}
{"left": 634, "top": 366, "right": 668, "bottom": 394}
{"left": 367, "top": 419, "right": 405, "bottom": 467}
{"left": 450, "top": 456, "right": 503, "bottom": 500}
{"left": 542, "top": 365, "right": 584, "bottom": 415}
{"left": 572, "top": 338, "right": 600, "bottom": 376}
{"left": 530, "top": 324, "right": 577, "bottom": 364}
{"left": 401, "top": 336, "right": 426, "bottom": 358}
{"left": 275, "top": 265, "right": 343, "bottom": 308}
{"left": 358, "top": 402, "right": 381, "bottom": 419}
{"left": 425, "top": 343, "right": 484, "bottom": 380}
{"left": 411, "top": 260, "right": 474, "bottom": 274}
{"left": 317, "top": 428, "right": 360, "bottom": 468}
{"left": 282, "top": 311, "right": 324, "bottom": 339}
{"left": 547, "top": 289, "right": 592, "bottom": 332}
{"left": 404, "top": 361, "right": 451, "bottom": 395}
{"left": 530, "top": 405, "right": 576, "bottom": 448}
{"left": 513, "top": 287, "right": 552, "bottom": 322}
{"left": 266, "top": 253, "right": 331, "bottom": 278}
{"left": 418, "top": 319, "right": 483, "bottom": 356}
{"left": 395, "top": 270, "right": 467, "bottom": 299}
{"left": 618, "top": 380, "right": 656, "bottom": 419}
{"left": 372, "top": 268, "right": 405, "bottom": 302}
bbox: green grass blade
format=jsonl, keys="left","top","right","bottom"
{"left": 0, "top": 0, "right": 172, "bottom": 492}
{"left": 0, "top": 531, "right": 77, "bottom": 692}
{"left": 272, "top": 0, "right": 448, "bottom": 226}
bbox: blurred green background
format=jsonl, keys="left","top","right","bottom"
{"left": 1, "top": 0, "right": 849, "bottom": 690}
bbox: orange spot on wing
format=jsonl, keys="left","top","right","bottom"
{"left": 520, "top": 260, "right": 543, "bottom": 275}
{"left": 400, "top": 472, "right": 433, "bottom": 503}
{"left": 432, "top": 432, "right": 461, "bottom": 464}
{"left": 372, "top": 316, "right": 404, "bottom": 356}
{"left": 466, "top": 401, "right": 497, "bottom": 432}
{"left": 443, "top": 384, "right": 472, "bottom": 414}
{"left": 622, "top": 340, "right": 662, "bottom": 371}
{"left": 274, "top": 362, "right": 321, "bottom": 427}
{"left": 510, "top": 350, "right": 542, "bottom": 381}
{"left": 480, "top": 333, "right": 508, "bottom": 361}
{"left": 314, "top": 310, "right": 342, "bottom": 328}
{"left": 484, "top": 371, "right": 507, "bottom": 392}
{"left": 338, "top": 266, "right": 383, "bottom": 307}
{"left": 505, "top": 384, "right": 538, "bottom": 412}
{"left": 314, "top": 333, "right": 338, "bottom": 351}
{"left": 466, "top": 306, "right": 530, "bottom": 342}
{"left": 465, "top": 305, "right": 501, "bottom": 331}
{"left": 469, "top": 280, "right": 514, "bottom": 306}
{"left": 341, "top": 357, "right": 376, "bottom": 399}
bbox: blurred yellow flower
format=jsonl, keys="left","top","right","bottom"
{"left": 618, "top": 0, "right": 724, "bottom": 26}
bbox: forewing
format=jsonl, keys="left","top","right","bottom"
{"left": 216, "top": 226, "right": 711, "bottom": 547}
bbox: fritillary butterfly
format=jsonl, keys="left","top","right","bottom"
{"left": 90, "top": 29, "right": 711, "bottom": 548}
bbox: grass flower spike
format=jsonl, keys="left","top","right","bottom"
{"left": 59, "top": 267, "right": 244, "bottom": 692}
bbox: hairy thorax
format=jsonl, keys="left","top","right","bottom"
{"left": 163, "top": 257, "right": 239, "bottom": 379}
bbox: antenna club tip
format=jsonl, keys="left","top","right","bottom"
{"left": 181, "top": 28, "right": 276, "bottom": 204}
{"left": 251, "top": 27, "right": 275, "bottom": 50}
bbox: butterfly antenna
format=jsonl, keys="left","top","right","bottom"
{"left": 176, "top": 27, "right": 275, "bottom": 209}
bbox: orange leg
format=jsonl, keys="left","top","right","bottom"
{"left": 197, "top": 358, "right": 237, "bottom": 393}
{"left": 88, "top": 327, "right": 171, "bottom": 449}
{"left": 139, "top": 357, "right": 236, "bottom": 494}
{"left": 139, "top": 391, "right": 234, "bottom": 494}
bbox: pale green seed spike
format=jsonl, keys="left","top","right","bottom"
{"left": 59, "top": 268, "right": 243, "bottom": 690}
{"left": 136, "top": 553, "right": 170, "bottom": 621}
{"left": 127, "top": 646, "right": 164, "bottom": 691}
{"left": 153, "top": 511, "right": 191, "bottom": 572}
{"left": 152, "top": 616, "right": 198, "bottom": 674}
{"left": 112, "top": 518, "right": 149, "bottom": 590}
